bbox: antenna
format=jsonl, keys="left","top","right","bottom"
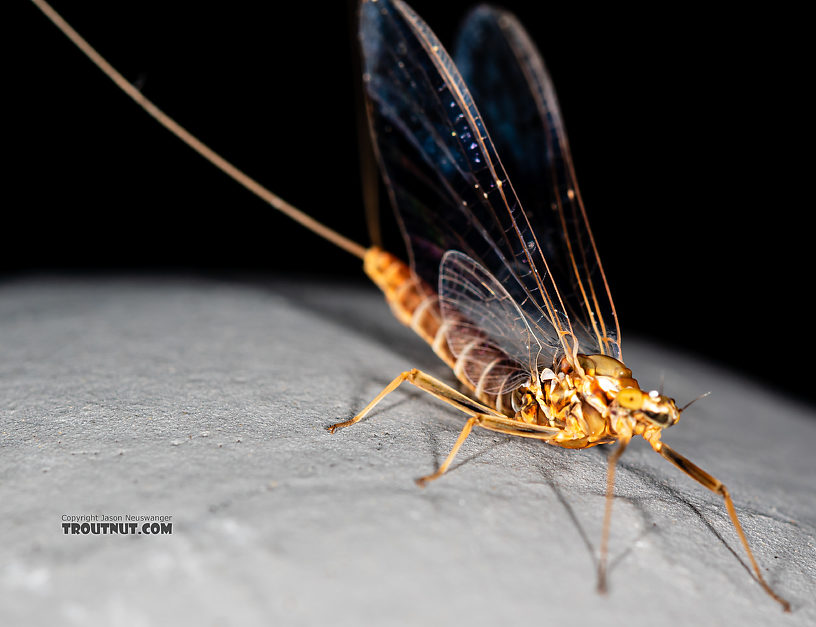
{"left": 680, "top": 391, "right": 712, "bottom": 413}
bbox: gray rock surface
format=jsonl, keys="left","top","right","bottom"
{"left": 1, "top": 277, "right": 814, "bottom": 626}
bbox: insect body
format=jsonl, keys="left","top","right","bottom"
{"left": 30, "top": 0, "right": 790, "bottom": 611}
{"left": 363, "top": 245, "right": 675, "bottom": 449}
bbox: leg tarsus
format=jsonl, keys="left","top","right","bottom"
{"left": 327, "top": 370, "right": 417, "bottom": 433}
{"left": 414, "top": 416, "right": 479, "bottom": 487}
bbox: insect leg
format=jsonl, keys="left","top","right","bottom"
{"left": 415, "top": 415, "right": 479, "bottom": 487}
{"left": 328, "top": 369, "right": 509, "bottom": 486}
{"left": 460, "top": 415, "right": 561, "bottom": 440}
{"left": 414, "top": 414, "right": 562, "bottom": 486}
{"left": 597, "top": 436, "right": 631, "bottom": 594}
{"left": 653, "top": 441, "right": 791, "bottom": 612}
{"left": 327, "top": 369, "right": 501, "bottom": 433}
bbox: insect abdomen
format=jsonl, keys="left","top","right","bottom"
{"left": 364, "top": 247, "right": 515, "bottom": 415}
{"left": 364, "top": 247, "right": 453, "bottom": 362}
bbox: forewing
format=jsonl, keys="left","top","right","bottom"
{"left": 453, "top": 6, "right": 621, "bottom": 358}
{"left": 360, "top": 0, "right": 576, "bottom": 369}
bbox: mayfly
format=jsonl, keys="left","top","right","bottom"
{"left": 30, "top": 0, "right": 790, "bottom": 611}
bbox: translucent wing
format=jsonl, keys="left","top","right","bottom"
{"left": 454, "top": 6, "right": 621, "bottom": 358}
{"left": 360, "top": 0, "right": 577, "bottom": 372}
{"left": 439, "top": 251, "right": 555, "bottom": 393}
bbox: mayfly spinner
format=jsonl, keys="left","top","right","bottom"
{"left": 30, "top": 0, "right": 790, "bottom": 611}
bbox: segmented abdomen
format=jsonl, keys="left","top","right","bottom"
{"left": 364, "top": 247, "right": 517, "bottom": 416}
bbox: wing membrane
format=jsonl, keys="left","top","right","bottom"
{"left": 439, "top": 251, "right": 559, "bottom": 393}
{"left": 360, "top": 0, "right": 585, "bottom": 371}
{"left": 454, "top": 6, "right": 621, "bottom": 358}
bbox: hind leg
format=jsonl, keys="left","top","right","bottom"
{"left": 327, "top": 368, "right": 501, "bottom": 433}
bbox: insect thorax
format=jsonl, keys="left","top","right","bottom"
{"left": 510, "top": 353, "right": 644, "bottom": 447}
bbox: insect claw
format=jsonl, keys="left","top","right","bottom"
{"left": 414, "top": 476, "right": 429, "bottom": 488}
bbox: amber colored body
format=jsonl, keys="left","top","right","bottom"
{"left": 364, "top": 247, "right": 661, "bottom": 450}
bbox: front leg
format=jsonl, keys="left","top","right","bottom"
{"left": 652, "top": 441, "right": 790, "bottom": 612}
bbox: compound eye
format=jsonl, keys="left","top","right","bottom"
{"left": 617, "top": 387, "right": 643, "bottom": 410}
{"left": 643, "top": 409, "right": 672, "bottom": 427}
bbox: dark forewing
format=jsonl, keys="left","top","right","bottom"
{"left": 453, "top": 6, "right": 621, "bottom": 358}
{"left": 360, "top": 0, "right": 578, "bottom": 373}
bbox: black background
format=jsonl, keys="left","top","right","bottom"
{"left": 11, "top": 1, "right": 811, "bottom": 405}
